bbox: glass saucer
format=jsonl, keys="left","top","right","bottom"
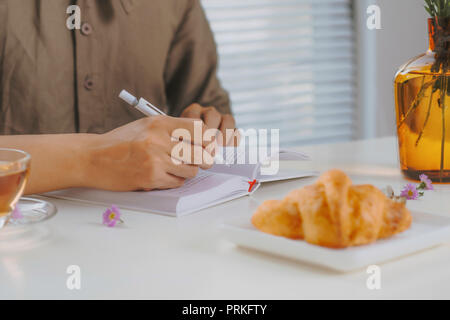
{"left": 7, "top": 197, "right": 57, "bottom": 226}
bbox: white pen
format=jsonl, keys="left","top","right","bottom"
{"left": 119, "top": 89, "right": 166, "bottom": 116}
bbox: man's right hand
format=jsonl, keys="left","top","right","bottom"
{"left": 83, "top": 116, "right": 214, "bottom": 192}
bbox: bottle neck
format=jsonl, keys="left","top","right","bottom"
{"left": 428, "top": 17, "right": 450, "bottom": 52}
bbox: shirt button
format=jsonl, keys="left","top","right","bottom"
{"left": 84, "top": 77, "right": 94, "bottom": 90}
{"left": 80, "top": 23, "right": 93, "bottom": 36}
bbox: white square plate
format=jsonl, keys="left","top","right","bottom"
{"left": 220, "top": 211, "right": 450, "bottom": 272}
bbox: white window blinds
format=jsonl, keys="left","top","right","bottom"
{"left": 201, "top": 0, "right": 356, "bottom": 147}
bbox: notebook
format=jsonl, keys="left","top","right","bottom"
{"left": 45, "top": 148, "right": 316, "bottom": 217}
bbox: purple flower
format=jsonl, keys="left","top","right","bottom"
{"left": 400, "top": 184, "right": 419, "bottom": 200}
{"left": 11, "top": 206, "right": 23, "bottom": 220}
{"left": 419, "top": 174, "right": 434, "bottom": 190}
{"left": 102, "top": 205, "right": 122, "bottom": 228}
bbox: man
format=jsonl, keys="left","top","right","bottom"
{"left": 0, "top": 0, "right": 236, "bottom": 194}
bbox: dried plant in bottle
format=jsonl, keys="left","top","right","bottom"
{"left": 395, "top": 0, "right": 450, "bottom": 182}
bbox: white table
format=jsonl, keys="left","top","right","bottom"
{"left": 2, "top": 137, "right": 450, "bottom": 299}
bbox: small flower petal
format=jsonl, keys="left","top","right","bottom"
{"left": 11, "top": 206, "right": 23, "bottom": 220}
{"left": 400, "top": 183, "right": 419, "bottom": 200}
{"left": 111, "top": 205, "right": 120, "bottom": 213}
{"left": 419, "top": 174, "right": 434, "bottom": 190}
{"left": 110, "top": 205, "right": 121, "bottom": 221}
{"left": 102, "top": 205, "right": 122, "bottom": 227}
{"left": 102, "top": 208, "right": 112, "bottom": 225}
{"left": 107, "top": 219, "right": 117, "bottom": 228}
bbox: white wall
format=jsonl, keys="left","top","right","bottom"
{"left": 355, "top": 0, "right": 429, "bottom": 139}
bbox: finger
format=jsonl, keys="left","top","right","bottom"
{"left": 153, "top": 173, "right": 186, "bottom": 190}
{"left": 203, "top": 126, "right": 219, "bottom": 158}
{"left": 223, "top": 129, "right": 240, "bottom": 147}
{"left": 202, "top": 107, "right": 222, "bottom": 130}
{"left": 165, "top": 156, "right": 200, "bottom": 179}
{"left": 219, "top": 115, "right": 237, "bottom": 146}
{"left": 165, "top": 117, "right": 209, "bottom": 148}
{"left": 168, "top": 139, "right": 214, "bottom": 169}
{"left": 228, "top": 129, "right": 241, "bottom": 147}
{"left": 181, "top": 103, "right": 203, "bottom": 119}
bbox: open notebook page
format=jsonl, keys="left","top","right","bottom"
{"left": 45, "top": 170, "right": 252, "bottom": 217}
{"left": 214, "top": 146, "right": 310, "bottom": 164}
{"left": 211, "top": 146, "right": 313, "bottom": 181}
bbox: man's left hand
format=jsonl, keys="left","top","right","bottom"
{"left": 181, "top": 103, "right": 238, "bottom": 146}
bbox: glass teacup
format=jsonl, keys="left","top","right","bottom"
{"left": 0, "top": 149, "right": 30, "bottom": 229}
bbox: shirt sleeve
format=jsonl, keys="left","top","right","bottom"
{"left": 0, "top": 1, "right": 7, "bottom": 106}
{"left": 164, "top": 0, "right": 232, "bottom": 116}
{"left": 0, "top": 2, "right": 6, "bottom": 69}
{"left": 0, "top": 1, "right": 5, "bottom": 43}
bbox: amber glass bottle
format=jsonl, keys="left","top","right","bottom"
{"left": 395, "top": 18, "right": 450, "bottom": 182}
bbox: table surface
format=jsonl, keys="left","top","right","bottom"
{"left": 2, "top": 136, "right": 450, "bottom": 299}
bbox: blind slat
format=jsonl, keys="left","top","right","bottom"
{"left": 202, "top": 0, "right": 355, "bottom": 146}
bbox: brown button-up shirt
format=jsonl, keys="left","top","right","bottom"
{"left": 0, "top": 0, "right": 231, "bottom": 134}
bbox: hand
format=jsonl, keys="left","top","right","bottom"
{"left": 83, "top": 116, "right": 214, "bottom": 192}
{"left": 181, "top": 104, "right": 239, "bottom": 146}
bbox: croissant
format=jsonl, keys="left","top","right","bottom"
{"left": 251, "top": 170, "right": 412, "bottom": 249}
